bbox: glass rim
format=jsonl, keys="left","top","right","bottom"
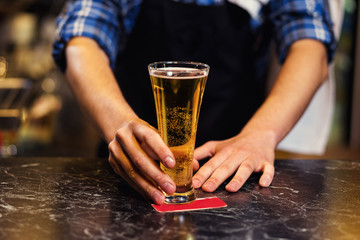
{"left": 148, "top": 61, "right": 210, "bottom": 70}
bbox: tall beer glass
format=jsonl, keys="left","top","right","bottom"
{"left": 148, "top": 61, "right": 209, "bottom": 204}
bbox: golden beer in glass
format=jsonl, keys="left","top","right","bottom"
{"left": 148, "top": 61, "right": 209, "bottom": 204}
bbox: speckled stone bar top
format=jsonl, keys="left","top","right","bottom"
{"left": 0, "top": 157, "right": 359, "bottom": 239}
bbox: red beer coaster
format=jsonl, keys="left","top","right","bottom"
{"left": 152, "top": 197, "right": 227, "bottom": 213}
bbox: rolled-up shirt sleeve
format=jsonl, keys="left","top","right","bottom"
{"left": 53, "top": 0, "right": 141, "bottom": 71}
{"left": 268, "top": 0, "right": 336, "bottom": 64}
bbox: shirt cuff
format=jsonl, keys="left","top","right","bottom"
{"left": 271, "top": 1, "right": 337, "bottom": 64}
{"left": 52, "top": 2, "right": 120, "bottom": 72}
{"left": 276, "top": 18, "right": 336, "bottom": 64}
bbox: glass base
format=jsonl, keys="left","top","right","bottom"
{"left": 164, "top": 188, "right": 196, "bottom": 204}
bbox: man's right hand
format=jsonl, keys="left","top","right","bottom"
{"left": 108, "top": 118, "right": 176, "bottom": 205}
{"left": 65, "top": 37, "right": 175, "bottom": 205}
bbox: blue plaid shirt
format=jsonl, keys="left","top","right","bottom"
{"left": 53, "top": 0, "right": 336, "bottom": 71}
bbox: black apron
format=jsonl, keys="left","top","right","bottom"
{"left": 99, "top": 0, "right": 266, "bottom": 156}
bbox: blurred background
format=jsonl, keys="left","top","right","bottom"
{"left": 0, "top": 0, "right": 359, "bottom": 159}
{"left": 0, "top": 0, "right": 99, "bottom": 157}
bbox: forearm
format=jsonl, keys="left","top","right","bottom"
{"left": 240, "top": 39, "right": 329, "bottom": 147}
{"left": 65, "top": 37, "right": 137, "bottom": 143}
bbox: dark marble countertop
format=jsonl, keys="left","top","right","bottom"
{"left": 0, "top": 157, "right": 359, "bottom": 240}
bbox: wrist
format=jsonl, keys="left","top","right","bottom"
{"left": 239, "top": 125, "right": 279, "bottom": 150}
{"left": 103, "top": 114, "right": 138, "bottom": 143}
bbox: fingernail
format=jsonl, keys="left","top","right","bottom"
{"left": 163, "top": 182, "right": 175, "bottom": 194}
{"left": 203, "top": 181, "right": 215, "bottom": 191}
{"left": 227, "top": 181, "right": 240, "bottom": 191}
{"left": 152, "top": 191, "right": 164, "bottom": 204}
{"left": 193, "top": 179, "right": 200, "bottom": 188}
{"left": 261, "top": 177, "right": 271, "bottom": 187}
{"left": 165, "top": 156, "right": 175, "bottom": 167}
